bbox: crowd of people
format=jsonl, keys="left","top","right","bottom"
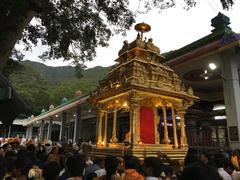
{"left": 0, "top": 137, "right": 240, "bottom": 180}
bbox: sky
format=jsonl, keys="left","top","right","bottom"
{"left": 22, "top": 0, "right": 240, "bottom": 68}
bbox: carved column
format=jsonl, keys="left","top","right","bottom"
{"left": 73, "top": 106, "right": 81, "bottom": 143}
{"left": 39, "top": 120, "right": 45, "bottom": 142}
{"left": 129, "top": 99, "right": 139, "bottom": 144}
{"left": 171, "top": 105, "right": 179, "bottom": 148}
{"left": 155, "top": 111, "right": 160, "bottom": 144}
{"left": 28, "top": 124, "right": 33, "bottom": 139}
{"left": 163, "top": 105, "right": 170, "bottom": 144}
{"left": 26, "top": 125, "right": 33, "bottom": 140}
{"left": 103, "top": 111, "right": 108, "bottom": 146}
{"left": 178, "top": 110, "right": 188, "bottom": 146}
{"left": 60, "top": 112, "right": 67, "bottom": 142}
{"left": 97, "top": 110, "right": 103, "bottom": 145}
{"left": 26, "top": 125, "right": 30, "bottom": 139}
{"left": 47, "top": 118, "right": 53, "bottom": 140}
{"left": 111, "top": 109, "right": 118, "bottom": 143}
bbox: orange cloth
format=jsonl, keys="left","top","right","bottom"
{"left": 123, "top": 169, "right": 144, "bottom": 180}
{"left": 26, "top": 139, "right": 34, "bottom": 145}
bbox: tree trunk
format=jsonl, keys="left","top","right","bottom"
{"left": 0, "top": 3, "right": 36, "bottom": 71}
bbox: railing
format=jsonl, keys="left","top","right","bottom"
{"left": 189, "top": 138, "right": 227, "bottom": 147}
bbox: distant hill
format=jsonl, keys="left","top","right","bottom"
{"left": 21, "top": 60, "right": 111, "bottom": 85}
{"left": 8, "top": 60, "right": 112, "bottom": 115}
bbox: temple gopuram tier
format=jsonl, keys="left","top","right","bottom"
{"left": 89, "top": 23, "right": 198, "bottom": 160}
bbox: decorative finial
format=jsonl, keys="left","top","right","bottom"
{"left": 135, "top": 22, "right": 151, "bottom": 40}
{"left": 49, "top": 104, "right": 54, "bottom": 110}
{"left": 211, "top": 12, "right": 231, "bottom": 33}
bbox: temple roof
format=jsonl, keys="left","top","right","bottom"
{"left": 90, "top": 23, "right": 198, "bottom": 106}
{"left": 164, "top": 12, "right": 240, "bottom": 63}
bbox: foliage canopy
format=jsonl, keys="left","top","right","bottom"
{"left": 0, "top": 0, "right": 235, "bottom": 70}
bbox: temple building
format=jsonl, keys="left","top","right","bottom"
{"left": 23, "top": 12, "right": 240, "bottom": 159}
{"left": 165, "top": 12, "right": 240, "bottom": 149}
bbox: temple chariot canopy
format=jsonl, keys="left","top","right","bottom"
{"left": 89, "top": 23, "right": 198, "bottom": 159}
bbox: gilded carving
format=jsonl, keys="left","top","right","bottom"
{"left": 89, "top": 25, "right": 198, "bottom": 157}
{"left": 187, "top": 87, "right": 193, "bottom": 95}
{"left": 145, "top": 38, "right": 160, "bottom": 54}
{"left": 118, "top": 40, "right": 129, "bottom": 56}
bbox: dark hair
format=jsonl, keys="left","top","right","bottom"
{"left": 66, "top": 154, "right": 85, "bottom": 177}
{"left": 27, "top": 144, "right": 36, "bottom": 152}
{"left": 42, "top": 161, "right": 61, "bottom": 180}
{"left": 184, "top": 153, "right": 199, "bottom": 166}
{"left": 2, "top": 143, "right": 10, "bottom": 150}
{"left": 124, "top": 155, "right": 141, "bottom": 171}
{"left": 105, "top": 156, "right": 119, "bottom": 180}
{"left": 144, "top": 157, "right": 163, "bottom": 177}
{"left": 5, "top": 157, "right": 15, "bottom": 174}
{"left": 213, "top": 153, "right": 226, "bottom": 168}
{"left": 181, "top": 162, "right": 220, "bottom": 180}
{"left": 200, "top": 151, "right": 210, "bottom": 160}
{"left": 5, "top": 150, "right": 16, "bottom": 158}
{"left": 15, "top": 154, "right": 33, "bottom": 176}
{"left": 0, "top": 157, "right": 6, "bottom": 180}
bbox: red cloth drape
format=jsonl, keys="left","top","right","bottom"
{"left": 140, "top": 106, "right": 155, "bottom": 144}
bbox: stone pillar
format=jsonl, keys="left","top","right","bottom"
{"left": 73, "top": 106, "right": 82, "bottom": 143}
{"left": 47, "top": 118, "right": 53, "bottom": 140}
{"left": 171, "top": 106, "right": 179, "bottom": 148}
{"left": 103, "top": 111, "right": 108, "bottom": 146}
{"left": 215, "top": 126, "right": 220, "bottom": 146}
{"left": 26, "top": 126, "right": 29, "bottom": 139}
{"left": 111, "top": 109, "right": 118, "bottom": 143}
{"left": 39, "top": 120, "right": 45, "bottom": 142}
{"left": 7, "top": 126, "right": 11, "bottom": 138}
{"left": 221, "top": 49, "right": 240, "bottom": 149}
{"left": 129, "top": 99, "right": 139, "bottom": 144}
{"left": 155, "top": 114, "right": 160, "bottom": 144}
{"left": 97, "top": 110, "right": 103, "bottom": 145}
{"left": 60, "top": 112, "right": 67, "bottom": 141}
{"left": 163, "top": 105, "right": 170, "bottom": 144}
{"left": 178, "top": 111, "right": 187, "bottom": 146}
{"left": 28, "top": 124, "right": 33, "bottom": 139}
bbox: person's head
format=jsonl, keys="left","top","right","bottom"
{"left": 66, "top": 154, "right": 85, "bottom": 178}
{"left": 15, "top": 154, "right": 33, "bottom": 177}
{"left": 124, "top": 155, "right": 141, "bottom": 171}
{"left": 187, "top": 148, "right": 198, "bottom": 155}
{"left": 5, "top": 150, "right": 17, "bottom": 160}
{"left": 232, "top": 150, "right": 239, "bottom": 156}
{"left": 213, "top": 153, "right": 225, "bottom": 168}
{"left": 143, "top": 157, "right": 163, "bottom": 177}
{"left": 105, "top": 156, "right": 119, "bottom": 180}
{"left": 9, "top": 141, "right": 17, "bottom": 150}
{"left": 184, "top": 152, "right": 199, "bottom": 166}
{"left": 51, "top": 146, "right": 59, "bottom": 154}
{"left": 2, "top": 143, "right": 12, "bottom": 152}
{"left": 42, "top": 161, "right": 61, "bottom": 180}
{"left": 5, "top": 156, "right": 15, "bottom": 175}
{"left": 181, "top": 162, "right": 220, "bottom": 180}
{"left": 27, "top": 144, "right": 36, "bottom": 152}
{"left": 200, "top": 151, "right": 210, "bottom": 164}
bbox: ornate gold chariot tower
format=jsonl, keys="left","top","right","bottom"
{"left": 90, "top": 23, "right": 198, "bottom": 160}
